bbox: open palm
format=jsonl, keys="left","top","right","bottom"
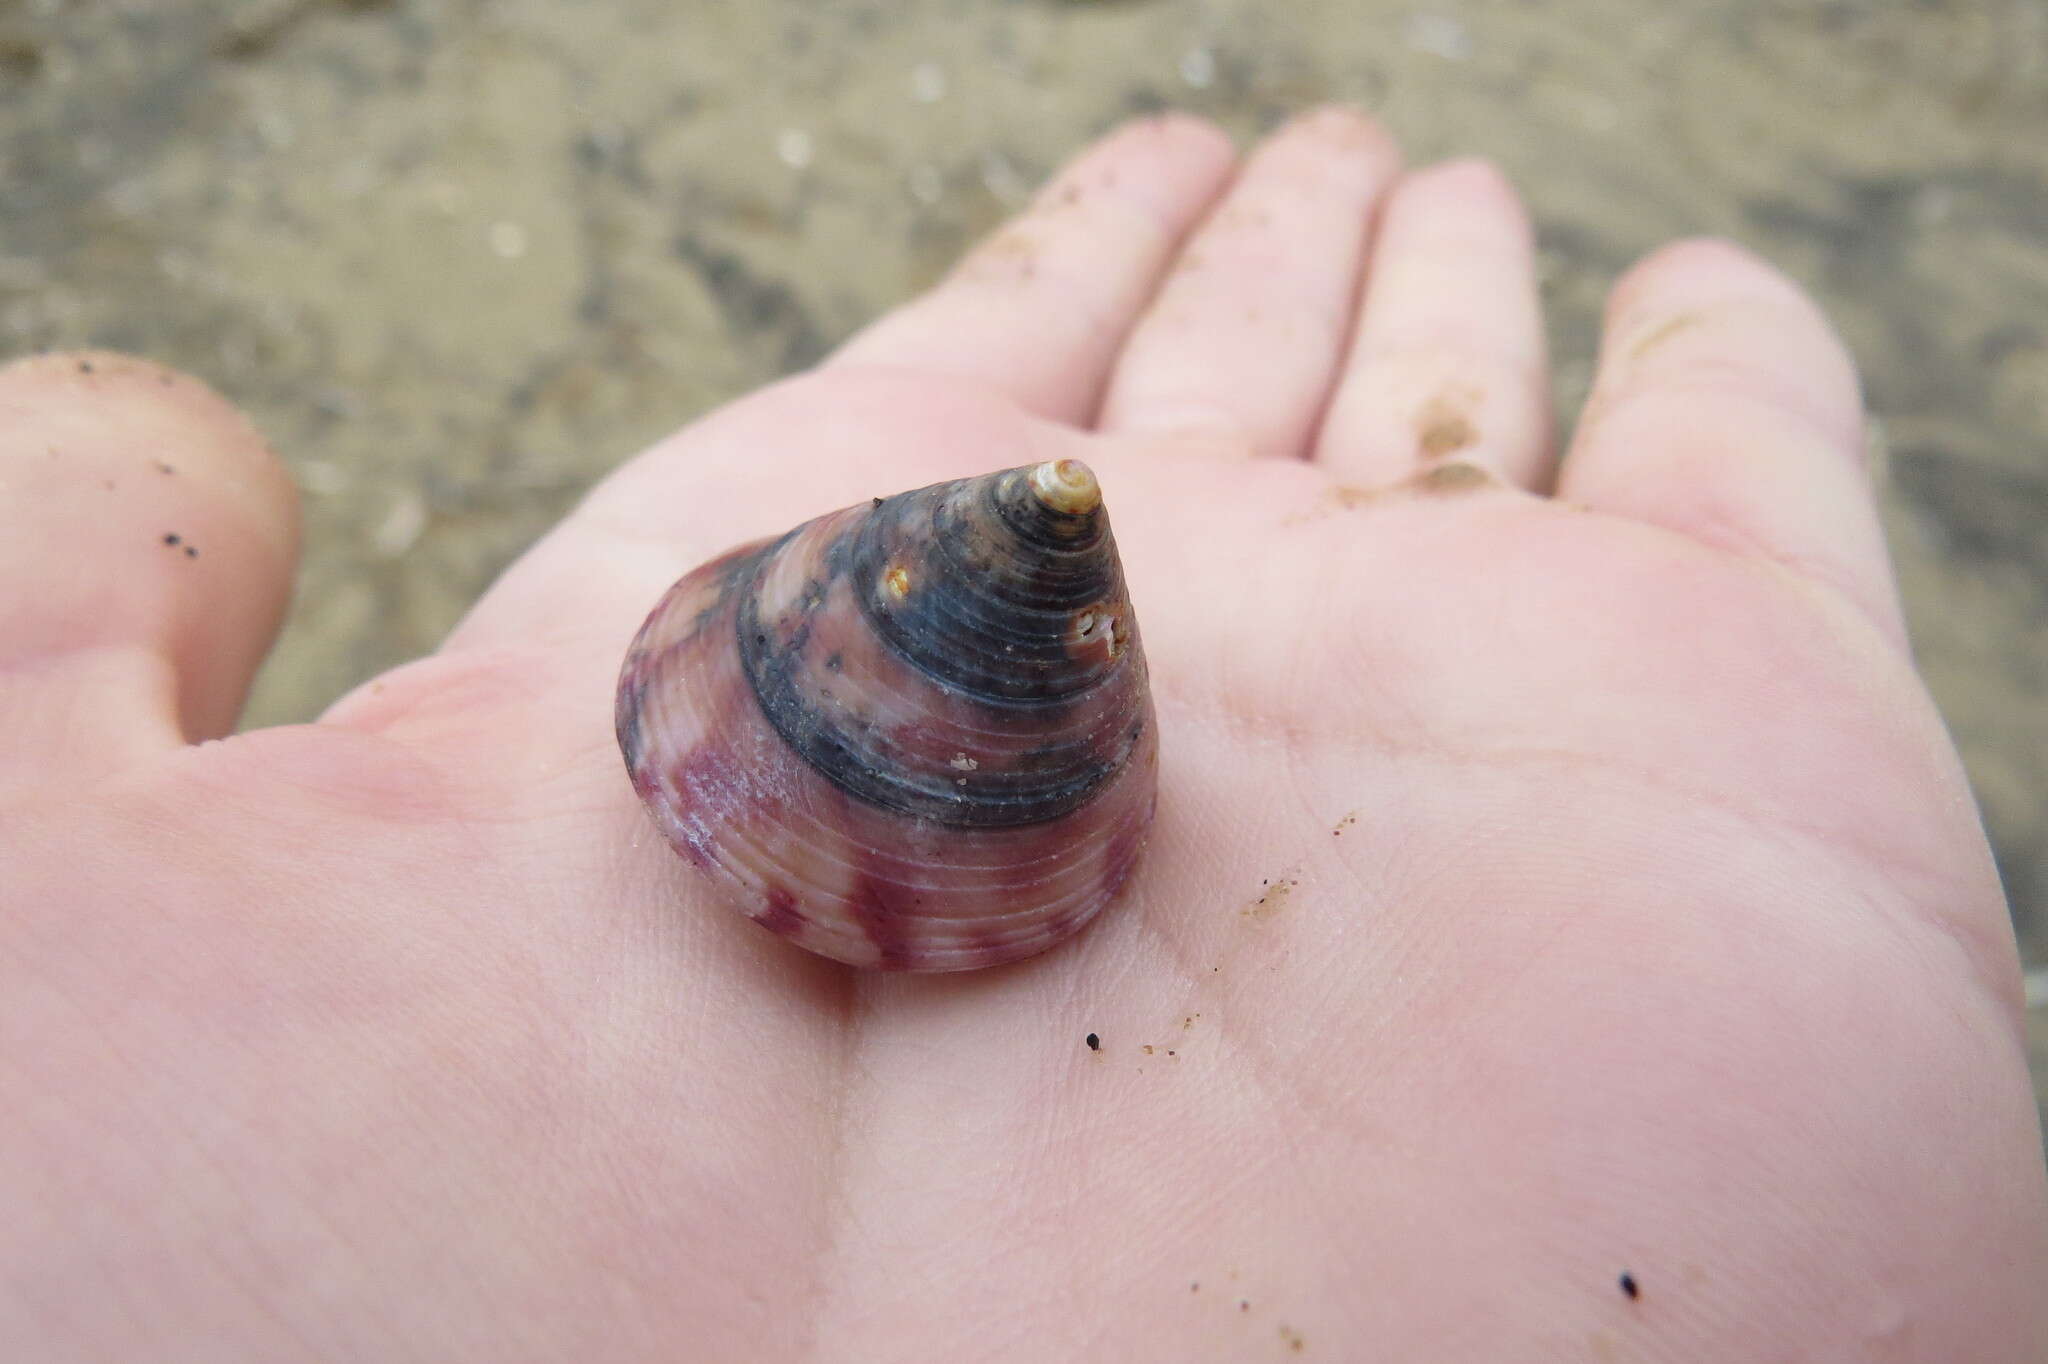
{"left": 4, "top": 111, "right": 2043, "bottom": 1361}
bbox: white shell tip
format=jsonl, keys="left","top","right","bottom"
{"left": 1029, "top": 459, "right": 1101, "bottom": 515}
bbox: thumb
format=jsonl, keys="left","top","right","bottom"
{"left": 0, "top": 351, "right": 298, "bottom": 798}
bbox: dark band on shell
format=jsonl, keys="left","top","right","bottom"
{"left": 616, "top": 459, "right": 1157, "bottom": 972}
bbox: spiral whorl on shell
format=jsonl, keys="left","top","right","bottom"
{"left": 615, "top": 460, "right": 1157, "bottom": 972}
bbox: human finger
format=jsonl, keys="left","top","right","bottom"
{"left": 1556, "top": 238, "right": 1904, "bottom": 645}
{"left": 829, "top": 114, "right": 1237, "bottom": 426}
{"left": 1095, "top": 106, "right": 1401, "bottom": 459}
{"left": 1315, "top": 158, "right": 1552, "bottom": 488}
{"left": 0, "top": 352, "right": 299, "bottom": 797}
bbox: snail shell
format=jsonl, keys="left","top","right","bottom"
{"left": 615, "top": 459, "right": 1157, "bottom": 972}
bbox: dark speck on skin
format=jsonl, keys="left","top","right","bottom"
{"left": 184, "top": 545, "right": 198, "bottom": 558}
{"left": 162, "top": 532, "right": 180, "bottom": 546}
{"left": 1619, "top": 1271, "right": 1639, "bottom": 1301}
{"left": 77, "top": 359, "right": 93, "bottom": 374}
{"left": 1085, "top": 1033, "right": 1100, "bottom": 1051}
{"left": 155, "top": 461, "right": 177, "bottom": 475}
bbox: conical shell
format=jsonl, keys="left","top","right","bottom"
{"left": 616, "top": 460, "right": 1157, "bottom": 971}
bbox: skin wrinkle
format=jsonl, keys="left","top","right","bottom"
{"left": 1159, "top": 486, "right": 1944, "bottom": 959}
{"left": 1157, "top": 650, "right": 2008, "bottom": 1020}
{"left": 1665, "top": 493, "right": 1901, "bottom": 651}
{"left": 1583, "top": 345, "right": 1863, "bottom": 459}
{"left": 1257, "top": 458, "right": 1900, "bottom": 711}
{"left": 1580, "top": 354, "right": 1854, "bottom": 452}
{"left": 805, "top": 969, "right": 900, "bottom": 1361}
{"left": 5, "top": 1015, "right": 172, "bottom": 1343}
{"left": 1295, "top": 347, "right": 1357, "bottom": 466}
{"left": 1026, "top": 1140, "right": 1137, "bottom": 1354}
{"left": 1054, "top": 932, "right": 1377, "bottom": 1352}
{"left": 1233, "top": 1090, "right": 1359, "bottom": 1347}
{"left": 1113, "top": 402, "right": 1264, "bottom": 455}
{"left": 1133, "top": 717, "right": 1391, "bottom": 1129}
{"left": 1120, "top": 838, "right": 1418, "bottom": 1355}
{"left": 15, "top": 878, "right": 412, "bottom": 1356}
{"left": 324, "top": 643, "right": 573, "bottom": 747}
{"left": 613, "top": 869, "right": 858, "bottom": 1351}
{"left": 0, "top": 644, "right": 179, "bottom": 804}
{"left": 0, "top": 631, "right": 180, "bottom": 702}
{"left": 122, "top": 745, "right": 610, "bottom": 1351}
{"left": 1581, "top": 438, "right": 1905, "bottom": 652}
{"left": 570, "top": 837, "right": 852, "bottom": 1357}
{"left": 1119, "top": 733, "right": 1995, "bottom": 1357}
{"left": 800, "top": 865, "right": 1294, "bottom": 1349}
{"left": 1124, "top": 703, "right": 1334, "bottom": 980}
{"left": 1564, "top": 378, "right": 1900, "bottom": 651}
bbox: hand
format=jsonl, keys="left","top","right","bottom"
{"left": 4, "top": 109, "right": 2042, "bottom": 1361}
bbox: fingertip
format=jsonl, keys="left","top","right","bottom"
{"left": 1607, "top": 236, "right": 1823, "bottom": 330}
{"left": 1620, "top": 234, "right": 1766, "bottom": 278}
{"left": 1254, "top": 104, "right": 1405, "bottom": 191}
{"left": 1277, "top": 103, "right": 1403, "bottom": 159}
{"left": 0, "top": 349, "right": 301, "bottom": 766}
{"left": 1563, "top": 242, "right": 1899, "bottom": 645}
{"left": 832, "top": 111, "right": 1239, "bottom": 424}
{"left": 1401, "top": 156, "right": 1525, "bottom": 217}
{"left": 1064, "top": 110, "right": 1239, "bottom": 225}
{"left": 0, "top": 349, "right": 302, "bottom": 560}
{"left": 1599, "top": 237, "right": 1862, "bottom": 438}
{"left": 1113, "top": 109, "right": 1237, "bottom": 163}
{"left": 1384, "top": 158, "right": 1536, "bottom": 263}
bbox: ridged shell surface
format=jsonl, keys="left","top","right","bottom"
{"left": 616, "top": 460, "right": 1157, "bottom": 971}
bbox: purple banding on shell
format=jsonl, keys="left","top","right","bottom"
{"left": 615, "top": 461, "right": 1157, "bottom": 972}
